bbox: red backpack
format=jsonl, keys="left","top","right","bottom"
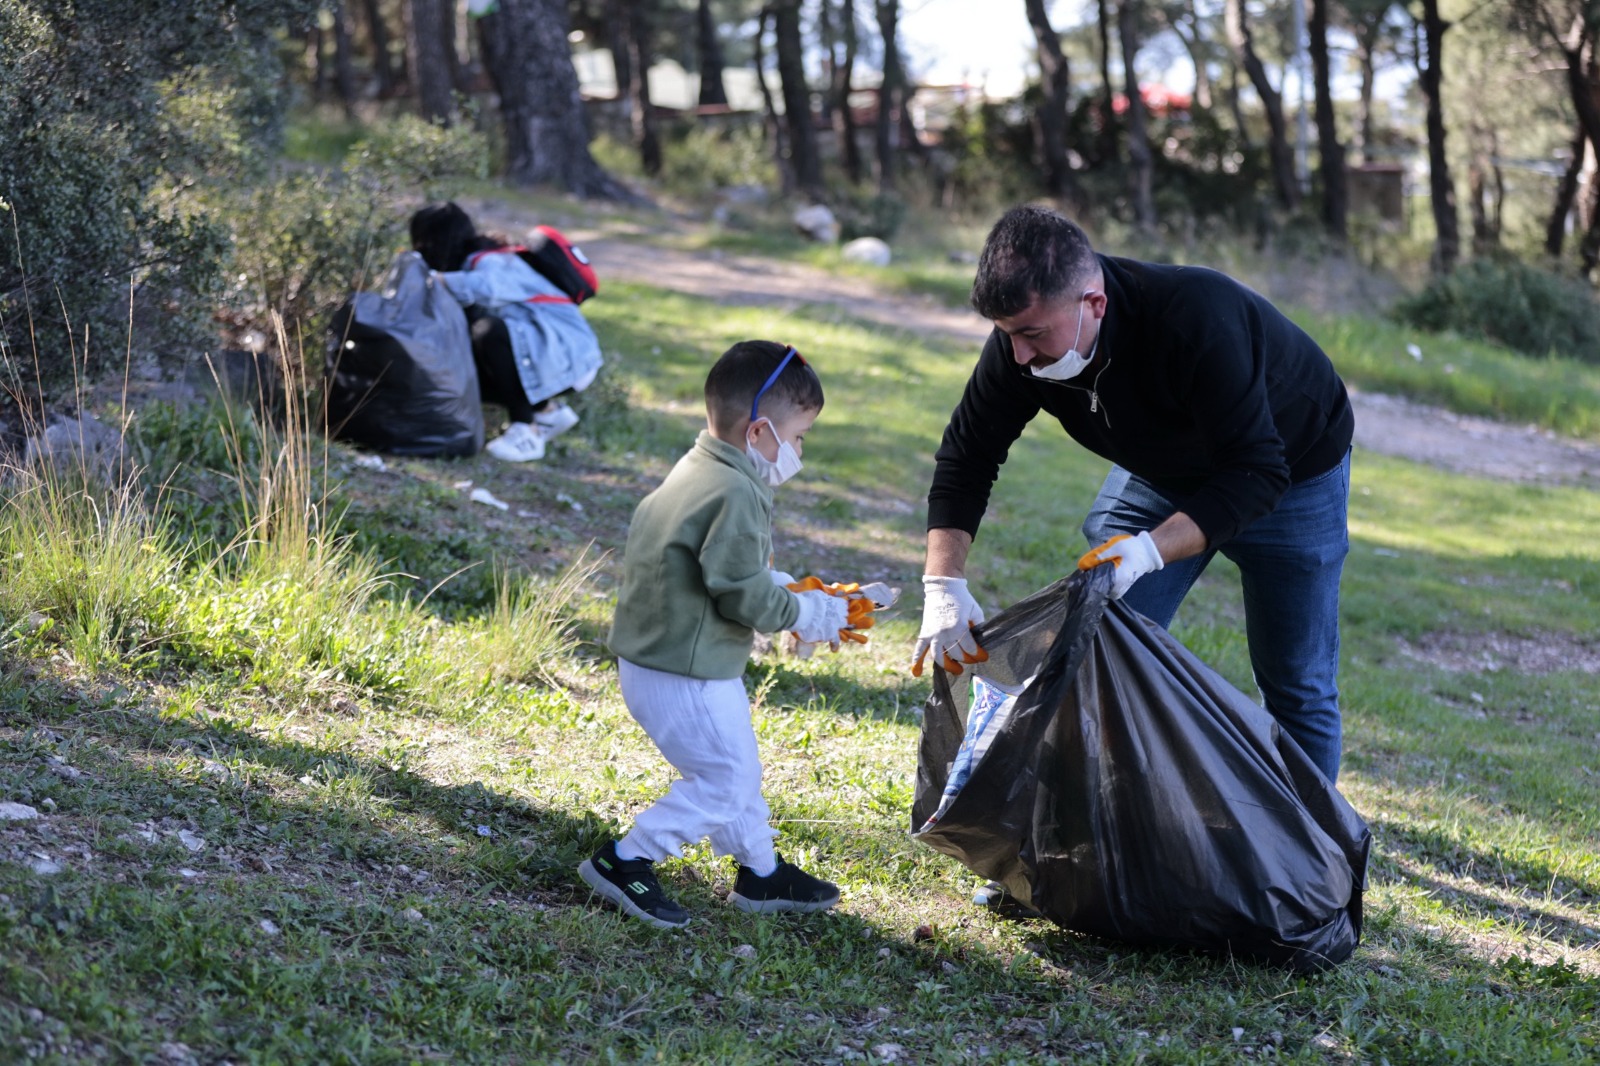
{"left": 467, "top": 226, "right": 599, "bottom": 305}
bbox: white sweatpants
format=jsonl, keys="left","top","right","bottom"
{"left": 616, "top": 659, "right": 779, "bottom": 872}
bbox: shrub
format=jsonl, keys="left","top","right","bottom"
{"left": 0, "top": 0, "right": 318, "bottom": 396}
{"left": 1392, "top": 257, "right": 1600, "bottom": 362}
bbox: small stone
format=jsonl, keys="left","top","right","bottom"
{"left": 732, "top": 944, "right": 757, "bottom": 959}
{"left": 398, "top": 907, "right": 425, "bottom": 923}
{"left": 179, "top": 868, "right": 201, "bottom": 879}
{"left": 259, "top": 918, "right": 281, "bottom": 936}
{"left": 29, "top": 856, "right": 63, "bottom": 875}
{"left": 177, "top": 830, "right": 206, "bottom": 852}
{"left": 39, "top": 797, "right": 56, "bottom": 811}
{"left": 876, "top": 947, "right": 892, "bottom": 960}
{"left": 0, "top": 801, "right": 40, "bottom": 821}
{"left": 871, "top": 1043, "right": 906, "bottom": 1062}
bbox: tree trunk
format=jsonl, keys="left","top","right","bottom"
{"left": 1226, "top": 59, "right": 1254, "bottom": 152}
{"left": 478, "top": 0, "right": 632, "bottom": 199}
{"left": 1096, "top": 0, "right": 1117, "bottom": 164}
{"left": 1309, "top": 0, "right": 1346, "bottom": 240}
{"left": 1354, "top": 19, "right": 1380, "bottom": 164}
{"left": 753, "top": 5, "right": 794, "bottom": 193}
{"left": 332, "top": 2, "right": 359, "bottom": 118}
{"left": 1467, "top": 122, "right": 1502, "bottom": 255}
{"left": 410, "top": 0, "right": 456, "bottom": 124}
{"left": 1225, "top": 0, "right": 1299, "bottom": 210}
{"left": 1025, "top": 0, "right": 1077, "bottom": 203}
{"left": 1546, "top": 122, "right": 1587, "bottom": 259}
{"left": 615, "top": 0, "right": 662, "bottom": 176}
{"left": 1118, "top": 0, "right": 1156, "bottom": 229}
{"left": 361, "top": 0, "right": 400, "bottom": 97}
{"left": 1170, "top": 8, "right": 1213, "bottom": 112}
{"left": 697, "top": 0, "right": 728, "bottom": 106}
{"left": 835, "top": 0, "right": 863, "bottom": 183}
{"left": 773, "top": 0, "right": 823, "bottom": 197}
{"left": 875, "top": 0, "right": 901, "bottom": 191}
{"left": 1414, "top": 0, "right": 1458, "bottom": 273}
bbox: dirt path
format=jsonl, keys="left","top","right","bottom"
{"left": 481, "top": 202, "right": 1600, "bottom": 490}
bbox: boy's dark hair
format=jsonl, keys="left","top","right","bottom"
{"left": 409, "top": 201, "right": 504, "bottom": 272}
{"left": 970, "top": 205, "right": 1098, "bottom": 320}
{"left": 705, "top": 340, "right": 824, "bottom": 437}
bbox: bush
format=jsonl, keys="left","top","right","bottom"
{"left": 1392, "top": 258, "right": 1600, "bottom": 362}
{"left": 0, "top": 0, "right": 318, "bottom": 396}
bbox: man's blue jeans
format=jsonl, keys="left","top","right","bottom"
{"left": 1081, "top": 451, "right": 1351, "bottom": 782}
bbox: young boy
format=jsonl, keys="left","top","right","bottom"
{"left": 581, "top": 340, "right": 866, "bottom": 928}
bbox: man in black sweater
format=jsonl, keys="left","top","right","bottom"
{"left": 916, "top": 205, "right": 1354, "bottom": 785}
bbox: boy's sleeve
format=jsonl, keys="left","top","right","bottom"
{"left": 700, "top": 516, "right": 800, "bottom": 635}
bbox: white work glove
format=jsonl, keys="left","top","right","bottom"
{"left": 791, "top": 588, "right": 850, "bottom": 644}
{"left": 1076, "top": 531, "right": 1164, "bottom": 599}
{"left": 770, "top": 570, "right": 797, "bottom": 587}
{"left": 911, "top": 575, "right": 988, "bottom": 677}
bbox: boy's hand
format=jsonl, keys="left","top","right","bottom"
{"left": 784, "top": 577, "right": 896, "bottom": 649}
{"left": 790, "top": 589, "right": 850, "bottom": 644}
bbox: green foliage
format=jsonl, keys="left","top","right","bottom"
{"left": 217, "top": 115, "right": 490, "bottom": 362}
{"left": 837, "top": 190, "right": 908, "bottom": 243}
{"left": 0, "top": 0, "right": 318, "bottom": 394}
{"left": 1392, "top": 257, "right": 1600, "bottom": 363}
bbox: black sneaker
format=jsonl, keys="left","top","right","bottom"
{"left": 578, "top": 841, "right": 690, "bottom": 929}
{"left": 728, "top": 856, "right": 840, "bottom": 914}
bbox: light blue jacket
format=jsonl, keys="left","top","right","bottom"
{"left": 439, "top": 250, "right": 603, "bottom": 406}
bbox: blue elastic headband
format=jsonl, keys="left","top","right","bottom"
{"left": 750, "top": 346, "right": 805, "bottom": 421}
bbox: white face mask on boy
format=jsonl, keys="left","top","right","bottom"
{"left": 746, "top": 418, "right": 803, "bottom": 486}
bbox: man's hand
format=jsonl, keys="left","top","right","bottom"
{"left": 911, "top": 576, "right": 988, "bottom": 677}
{"left": 1077, "top": 531, "right": 1164, "bottom": 599}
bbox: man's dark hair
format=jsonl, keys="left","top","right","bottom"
{"left": 704, "top": 340, "right": 824, "bottom": 437}
{"left": 409, "top": 201, "right": 504, "bottom": 272}
{"left": 970, "top": 205, "right": 1098, "bottom": 320}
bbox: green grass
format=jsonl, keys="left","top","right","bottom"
{"left": 1, "top": 264, "right": 1597, "bottom": 1063}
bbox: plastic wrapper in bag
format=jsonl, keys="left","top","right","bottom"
{"left": 912, "top": 565, "right": 1371, "bottom": 972}
{"left": 325, "top": 251, "right": 484, "bottom": 457}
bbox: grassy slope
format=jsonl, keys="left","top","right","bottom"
{"left": 1, "top": 243, "right": 1598, "bottom": 1062}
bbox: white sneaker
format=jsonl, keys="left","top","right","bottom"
{"left": 485, "top": 421, "right": 546, "bottom": 462}
{"left": 532, "top": 403, "right": 580, "bottom": 439}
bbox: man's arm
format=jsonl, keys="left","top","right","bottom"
{"left": 924, "top": 527, "right": 974, "bottom": 578}
{"left": 1147, "top": 511, "right": 1207, "bottom": 564}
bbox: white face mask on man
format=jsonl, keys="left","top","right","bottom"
{"left": 1028, "top": 290, "right": 1099, "bottom": 382}
{"left": 746, "top": 418, "right": 803, "bottom": 486}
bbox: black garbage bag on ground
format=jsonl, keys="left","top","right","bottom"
{"left": 325, "top": 251, "right": 483, "bottom": 457}
{"left": 912, "top": 565, "right": 1371, "bottom": 972}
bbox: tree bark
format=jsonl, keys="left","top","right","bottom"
{"left": 1353, "top": 17, "right": 1381, "bottom": 164}
{"left": 331, "top": 2, "right": 359, "bottom": 118}
{"left": 753, "top": 5, "right": 794, "bottom": 193}
{"left": 1225, "top": 59, "right": 1254, "bottom": 152}
{"left": 875, "top": 0, "right": 902, "bottom": 191}
{"left": 773, "top": 0, "right": 823, "bottom": 197}
{"left": 1544, "top": 121, "right": 1586, "bottom": 258}
{"left": 1309, "top": 0, "right": 1347, "bottom": 239}
{"left": 478, "top": 0, "right": 633, "bottom": 199}
{"left": 1168, "top": 0, "right": 1213, "bottom": 111}
{"left": 361, "top": 0, "right": 400, "bottom": 97}
{"left": 1119, "top": 0, "right": 1156, "bottom": 229}
{"left": 1467, "top": 122, "right": 1502, "bottom": 254}
{"left": 697, "top": 0, "right": 728, "bottom": 106}
{"left": 1025, "top": 0, "right": 1077, "bottom": 203}
{"left": 1096, "top": 0, "right": 1117, "bottom": 164}
{"left": 615, "top": 0, "right": 662, "bottom": 175}
{"left": 409, "top": 0, "right": 456, "bottom": 124}
{"left": 1225, "top": 0, "right": 1299, "bottom": 210}
{"left": 834, "top": 0, "right": 864, "bottom": 183}
{"left": 1414, "top": 0, "right": 1458, "bottom": 273}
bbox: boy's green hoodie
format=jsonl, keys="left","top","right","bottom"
{"left": 608, "top": 431, "right": 800, "bottom": 679}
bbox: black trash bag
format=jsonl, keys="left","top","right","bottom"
{"left": 912, "top": 566, "right": 1371, "bottom": 972}
{"left": 325, "top": 251, "right": 483, "bottom": 457}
